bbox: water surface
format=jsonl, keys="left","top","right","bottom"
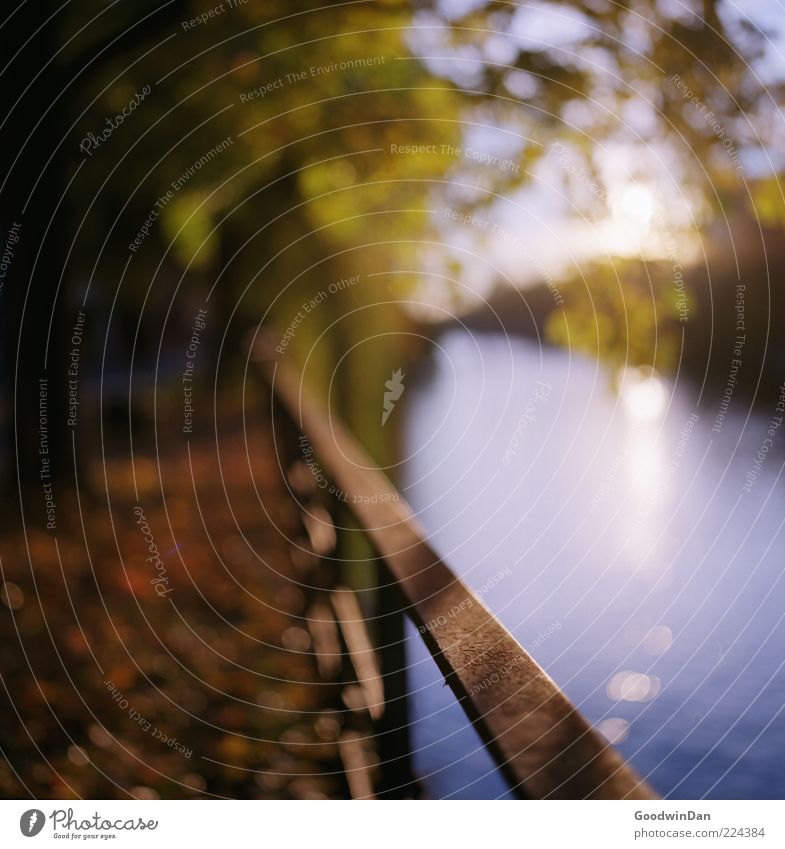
{"left": 402, "top": 329, "right": 785, "bottom": 799}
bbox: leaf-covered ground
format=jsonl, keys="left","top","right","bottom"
{"left": 0, "top": 413, "right": 348, "bottom": 799}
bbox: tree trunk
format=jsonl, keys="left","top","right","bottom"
{"left": 0, "top": 3, "right": 71, "bottom": 526}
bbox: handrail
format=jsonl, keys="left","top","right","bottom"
{"left": 255, "top": 349, "right": 657, "bottom": 800}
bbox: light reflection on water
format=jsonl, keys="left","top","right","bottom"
{"left": 401, "top": 330, "right": 785, "bottom": 800}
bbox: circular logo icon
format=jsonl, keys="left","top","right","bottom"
{"left": 20, "top": 809, "right": 45, "bottom": 837}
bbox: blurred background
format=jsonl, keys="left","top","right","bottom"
{"left": 0, "top": 0, "right": 783, "bottom": 799}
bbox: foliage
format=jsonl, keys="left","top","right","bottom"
{"left": 545, "top": 258, "right": 684, "bottom": 371}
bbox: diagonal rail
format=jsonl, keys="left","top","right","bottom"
{"left": 256, "top": 351, "right": 657, "bottom": 800}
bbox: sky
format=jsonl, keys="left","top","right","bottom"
{"left": 407, "top": 0, "right": 785, "bottom": 315}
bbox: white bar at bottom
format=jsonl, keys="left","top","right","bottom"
{"left": 1, "top": 799, "right": 781, "bottom": 849}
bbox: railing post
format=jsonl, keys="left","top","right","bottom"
{"left": 374, "top": 565, "right": 420, "bottom": 798}
{"left": 252, "top": 341, "right": 658, "bottom": 800}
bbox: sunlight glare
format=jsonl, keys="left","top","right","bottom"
{"left": 618, "top": 366, "right": 668, "bottom": 423}
{"left": 613, "top": 183, "right": 656, "bottom": 228}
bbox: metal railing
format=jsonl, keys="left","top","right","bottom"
{"left": 255, "top": 348, "right": 656, "bottom": 800}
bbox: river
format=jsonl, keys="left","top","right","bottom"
{"left": 401, "top": 329, "right": 785, "bottom": 799}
